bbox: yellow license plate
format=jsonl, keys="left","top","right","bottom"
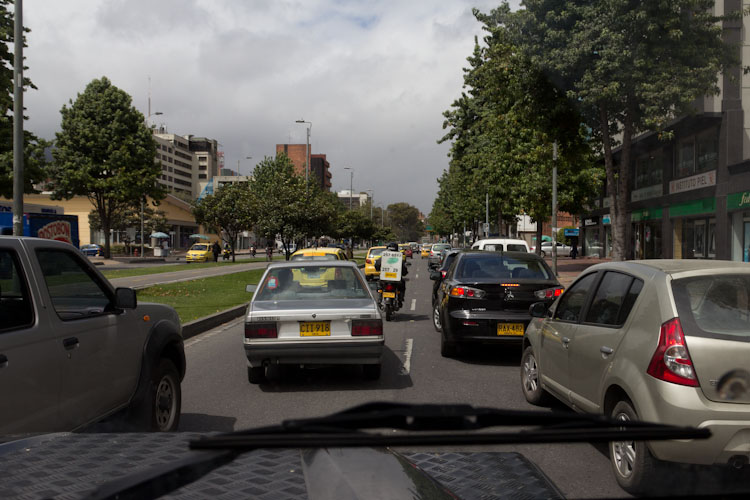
{"left": 382, "top": 292, "right": 396, "bottom": 298}
{"left": 300, "top": 321, "right": 331, "bottom": 336}
{"left": 497, "top": 323, "right": 524, "bottom": 336}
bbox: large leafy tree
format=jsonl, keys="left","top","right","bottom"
{"left": 193, "top": 182, "right": 256, "bottom": 262}
{"left": 500, "top": 0, "right": 739, "bottom": 260}
{"left": 333, "top": 209, "right": 377, "bottom": 245}
{"left": 386, "top": 202, "right": 423, "bottom": 242}
{"left": 0, "top": 0, "right": 49, "bottom": 198}
{"left": 89, "top": 202, "right": 169, "bottom": 237}
{"left": 49, "top": 77, "right": 164, "bottom": 257}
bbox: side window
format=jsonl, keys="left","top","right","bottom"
{"left": 36, "top": 249, "right": 113, "bottom": 321}
{"left": 554, "top": 272, "right": 598, "bottom": 323}
{"left": 618, "top": 279, "right": 643, "bottom": 324}
{"left": 584, "top": 272, "right": 635, "bottom": 326}
{"left": 0, "top": 250, "right": 34, "bottom": 332}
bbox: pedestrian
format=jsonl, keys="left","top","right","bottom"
{"left": 212, "top": 241, "right": 220, "bottom": 262}
{"left": 346, "top": 244, "right": 353, "bottom": 260}
{"left": 251, "top": 244, "right": 257, "bottom": 258}
{"left": 266, "top": 244, "right": 273, "bottom": 262}
{"left": 571, "top": 242, "right": 578, "bottom": 260}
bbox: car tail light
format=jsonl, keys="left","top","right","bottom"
{"left": 534, "top": 287, "right": 565, "bottom": 299}
{"left": 352, "top": 319, "right": 383, "bottom": 336}
{"left": 450, "top": 286, "right": 486, "bottom": 299}
{"left": 366, "top": 258, "right": 372, "bottom": 264}
{"left": 245, "top": 322, "right": 278, "bottom": 339}
{"left": 646, "top": 318, "right": 699, "bottom": 387}
{"left": 384, "top": 282, "right": 397, "bottom": 292}
{"left": 441, "top": 270, "right": 447, "bottom": 278}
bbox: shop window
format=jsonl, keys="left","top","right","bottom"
{"left": 743, "top": 219, "right": 750, "bottom": 262}
{"left": 694, "top": 220, "right": 706, "bottom": 258}
{"left": 708, "top": 219, "right": 716, "bottom": 259}
{"left": 635, "top": 152, "right": 663, "bottom": 190}
{"left": 696, "top": 130, "right": 719, "bottom": 172}
{"left": 676, "top": 140, "right": 695, "bottom": 178}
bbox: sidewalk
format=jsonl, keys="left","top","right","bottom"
{"left": 551, "top": 256, "right": 610, "bottom": 287}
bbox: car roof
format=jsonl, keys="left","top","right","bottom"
{"left": 458, "top": 249, "right": 542, "bottom": 259}
{"left": 292, "top": 247, "right": 342, "bottom": 256}
{"left": 587, "top": 259, "right": 750, "bottom": 277}
{"left": 265, "top": 260, "right": 359, "bottom": 269}
{"left": 474, "top": 238, "right": 528, "bottom": 244}
{"left": 368, "top": 246, "right": 386, "bottom": 251}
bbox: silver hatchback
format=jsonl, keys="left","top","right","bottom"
{"left": 244, "top": 261, "right": 383, "bottom": 383}
{"left": 521, "top": 260, "right": 750, "bottom": 494}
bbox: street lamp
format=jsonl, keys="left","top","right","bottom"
{"left": 365, "top": 189, "right": 373, "bottom": 220}
{"left": 344, "top": 167, "right": 354, "bottom": 210}
{"left": 295, "top": 119, "right": 312, "bottom": 188}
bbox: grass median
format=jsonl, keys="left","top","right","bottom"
{"left": 101, "top": 257, "right": 283, "bottom": 280}
{"left": 136, "top": 269, "right": 265, "bottom": 323}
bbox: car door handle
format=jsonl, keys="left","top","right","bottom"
{"left": 63, "top": 337, "right": 79, "bottom": 350}
{"left": 0, "top": 354, "right": 7, "bottom": 369}
{"left": 562, "top": 336, "right": 571, "bottom": 348}
{"left": 600, "top": 346, "right": 614, "bottom": 355}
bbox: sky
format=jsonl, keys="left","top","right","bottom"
{"left": 22, "top": 0, "right": 520, "bottom": 215}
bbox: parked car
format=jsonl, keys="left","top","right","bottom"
{"left": 80, "top": 243, "right": 102, "bottom": 256}
{"left": 530, "top": 241, "right": 573, "bottom": 258}
{"left": 433, "top": 250, "right": 562, "bottom": 357}
{"left": 521, "top": 260, "right": 750, "bottom": 495}
{"left": 243, "top": 261, "right": 384, "bottom": 383}
{"left": 0, "top": 236, "right": 184, "bottom": 434}
{"left": 185, "top": 243, "right": 212, "bottom": 263}
{"left": 471, "top": 238, "right": 530, "bottom": 252}
{"left": 428, "top": 243, "right": 452, "bottom": 269}
{"left": 364, "top": 245, "right": 386, "bottom": 280}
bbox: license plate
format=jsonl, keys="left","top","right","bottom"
{"left": 497, "top": 323, "right": 524, "bottom": 336}
{"left": 382, "top": 292, "right": 396, "bottom": 298}
{"left": 300, "top": 321, "right": 331, "bottom": 336}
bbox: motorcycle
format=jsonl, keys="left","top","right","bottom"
{"left": 374, "top": 277, "right": 408, "bottom": 321}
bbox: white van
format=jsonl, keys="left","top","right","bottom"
{"left": 470, "top": 238, "right": 530, "bottom": 252}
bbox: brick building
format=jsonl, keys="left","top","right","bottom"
{"left": 276, "top": 144, "right": 332, "bottom": 191}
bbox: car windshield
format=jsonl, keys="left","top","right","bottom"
{"left": 254, "top": 266, "right": 370, "bottom": 301}
{"left": 191, "top": 244, "right": 208, "bottom": 251}
{"left": 456, "top": 254, "right": 550, "bottom": 280}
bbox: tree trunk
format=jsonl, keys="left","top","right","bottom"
{"left": 598, "top": 104, "right": 620, "bottom": 260}
{"left": 536, "top": 222, "right": 543, "bottom": 256}
{"left": 612, "top": 101, "right": 635, "bottom": 261}
{"left": 102, "top": 212, "right": 111, "bottom": 259}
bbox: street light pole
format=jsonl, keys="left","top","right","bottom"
{"left": 552, "top": 140, "right": 558, "bottom": 277}
{"left": 365, "top": 190, "right": 373, "bottom": 219}
{"left": 12, "top": 0, "right": 23, "bottom": 236}
{"left": 344, "top": 167, "right": 353, "bottom": 210}
{"left": 295, "top": 119, "right": 312, "bottom": 189}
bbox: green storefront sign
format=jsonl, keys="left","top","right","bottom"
{"left": 668, "top": 198, "right": 716, "bottom": 218}
{"left": 727, "top": 191, "right": 750, "bottom": 211}
{"left": 630, "top": 208, "right": 663, "bottom": 222}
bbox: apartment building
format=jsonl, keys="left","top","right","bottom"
{"left": 276, "top": 144, "right": 333, "bottom": 191}
{"left": 153, "top": 131, "right": 220, "bottom": 199}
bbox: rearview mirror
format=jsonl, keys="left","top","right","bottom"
{"left": 529, "top": 302, "right": 548, "bottom": 318}
{"left": 429, "top": 271, "right": 441, "bottom": 281}
{"left": 114, "top": 288, "right": 137, "bottom": 309}
{"left": 246, "top": 284, "right": 257, "bottom": 293}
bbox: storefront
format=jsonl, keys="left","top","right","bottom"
{"left": 727, "top": 191, "right": 750, "bottom": 262}
{"left": 669, "top": 198, "right": 716, "bottom": 260}
{"left": 631, "top": 208, "right": 663, "bottom": 259}
{"left": 582, "top": 216, "right": 603, "bottom": 257}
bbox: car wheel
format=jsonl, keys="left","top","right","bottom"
{"left": 151, "top": 358, "right": 181, "bottom": 431}
{"left": 247, "top": 365, "right": 266, "bottom": 384}
{"left": 432, "top": 302, "right": 442, "bottom": 332}
{"left": 520, "top": 346, "right": 549, "bottom": 405}
{"left": 609, "top": 400, "right": 662, "bottom": 495}
{"left": 362, "top": 364, "right": 381, "bottom": 380}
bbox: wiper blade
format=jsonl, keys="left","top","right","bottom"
{"left": 191, "top": 402, "right": 710, "bottom": 450}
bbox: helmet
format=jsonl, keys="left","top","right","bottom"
{"left": 386, "top": 242, "right": 399, "bottom": 251}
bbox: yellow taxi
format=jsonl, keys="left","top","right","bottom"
{"left": 186, "top": 243, "right": 212, "bottom": 263}
{"left": 420, "top": 244, "right": 432, "bottom": 259}
{"left": 364, "top": 246, "right": 387, "bottom": 280}
{"left": 290, "top": 247, "right": 348, "bottom": 285}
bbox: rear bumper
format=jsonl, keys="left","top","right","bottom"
{"left": 444, "top": 309, "right": 531, "bottom": 344}
{"left": 244, "top": 338, "right": 384, "bottom": 367}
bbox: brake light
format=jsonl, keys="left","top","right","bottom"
{"left": 366, "top": 258, "right": 372, "bottom": 264}
{"left": 245, "top": 322, "right": 278, "bottom": 339}
{"left": 384, "top": 283, "right": 397, "bottom": 292}
{"left": 646, "top": 318, "right": 699, "bottom": 387}
{"left": 450, "top": 286, "right": 486, "bottom": 299}
{"left": 534, "top": 287, "right": 564, "bottom": 299}
{"left": 352, "top": 319, "right": 383, "bottom": 336}
{"left": 441, "top": 270, "right": 447, "bottom": 278}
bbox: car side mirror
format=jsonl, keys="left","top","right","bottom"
{"left": 429, "top": 271, "right": 441, "bottom": 280}
{"left": 246, "top": 284, "right": 257, "bottom": 293}
{"left": 529, "top": 302, "right": 549, "bottom": 318}
{"left": 114, "top": 288, "right": 137, "bottom": 309}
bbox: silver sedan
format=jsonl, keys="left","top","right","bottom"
{"left": 244, "top": 261, "right": 384, "bottom": 383}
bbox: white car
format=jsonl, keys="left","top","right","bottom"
{"left": 470, "top": 238, "right": 530, "bottom": 252}
{"left": 530, "top": 241, "right": 573, "bottom": 257}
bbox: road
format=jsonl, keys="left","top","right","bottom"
{"left": 178, "top": 258, "right": 625, "bottom": 499}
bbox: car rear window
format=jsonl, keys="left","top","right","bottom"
{"left": 291, "top": 254, "right": 338, "bottom": 261}
{"left": 507, "top": 244, "right": 527, "bottom": 252}
{"left": 255, "top": 266, "right": 370, "bottom": 301}
{"left": 455, "top": 254, "right": 550, "bottom": 280}
{"left": 672, "top": 275, "right": 750, "bottom": 341}
{"left": 368, "top": 248, "right": 385, "bottom": 257}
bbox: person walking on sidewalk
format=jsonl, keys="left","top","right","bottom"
{"left": 212, "top": 241, "right": 221, "bottom": 262}
{"left": 266, "top": 244, "right": 273, "bottom": 261}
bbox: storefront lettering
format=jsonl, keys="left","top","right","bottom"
{"left": 669, "top": 170, "right": 716, "bottom": 195}
{"left": 740, "top": 192, "right": 750, "bottom": 208}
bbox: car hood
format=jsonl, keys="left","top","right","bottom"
{"left": 0, "top": 432, "right": 563, "bottom": 499}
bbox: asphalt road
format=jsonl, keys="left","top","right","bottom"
{"left": 178, "top": 258, "right": 626, "bottom": 499}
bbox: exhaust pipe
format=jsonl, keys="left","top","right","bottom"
{"left": 728, "top": 455, "right": 748, "bottom": 469}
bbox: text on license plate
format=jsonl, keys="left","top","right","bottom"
{"left": 497, "top": 323, "right": 524, "bottom": 336}
{"left": 382, "top": 292, "right": 396, "bottom": 298}
{"left": 300, "top": 321, "right": 331, "bottom": 336}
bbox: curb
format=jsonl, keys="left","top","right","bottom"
{"left": 181, "top": 304, "right": 247, "bottom": 340}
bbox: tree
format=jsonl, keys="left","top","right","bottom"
{"left": 193, "top": 182, "right": 256, "bottom": 262}
{"left": 0, "top": 0, "right": 49, "bottom": 197}
{"left": 500, "top": 0, "right": 739, "bottom": 259}
{"left": 386, "top": 202, "right": 423, "bottom": 242}
{"left": 49, "top": 77, "right": 164, "bottom": 257}
{"left": 333, "top": 210, "right": 376, "bottom": 246}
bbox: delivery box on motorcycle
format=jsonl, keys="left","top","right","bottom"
{"left": 379, "top": 251, "right": 403, "bottom": 281}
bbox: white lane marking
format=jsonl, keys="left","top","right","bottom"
{"left": 410, "top": 298, "right": 416, "bottom": 311}
{"left": 400, "top": 338, "right": 413, "bottom": 375}
{"left": 416, "top": 274, "right": 419, "bottom": 279}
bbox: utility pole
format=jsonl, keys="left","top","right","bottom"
{"left": 552, "top": 141, "right": 558, "bottom": 276}
{"left": 12, "top": 0, "right": 23, "bottom": 236}
{"left": 140, "top": 199, "right": 145, "bottom": 258}
{"left": 485, "top": 192, "right": 489, "bottom": 238}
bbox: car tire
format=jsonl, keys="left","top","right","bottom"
{"left": 520, "top": 346, "right": 549, "bottom": 405}
{"left": 363, "top": 364, "right": 381, "bottom": 380}
{"left": 247, "top": 365, "right": 266, "bottom": 384}
{"left": 432, "top": 303, "right": 442, "bottom": 332}
{"left": 609, "top": 400, "right": 662, "bottom": 495}
{"left": 150, "top": 358, "right": 181, "bottom": 432}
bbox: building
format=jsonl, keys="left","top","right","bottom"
{"left": 579, "top": 1, "right": 750, "bottom": 261}
{"left": 337, "top": 190, "right": 370, "bottom": 210}
{"left": 276, "top": 144, "right": 332, "bottom": 190}
{"left": 153, "top": 131, "right": 220, "bottom": 199}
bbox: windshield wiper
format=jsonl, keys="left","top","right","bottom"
{"left": 190, "top": 401, "right": 710, "bottom": 450}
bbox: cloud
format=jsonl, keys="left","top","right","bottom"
{"left": 22, "top": 0, "right": 514, "bottom": 214}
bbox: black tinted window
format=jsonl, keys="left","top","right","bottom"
{"left": 0, "top": 250, "right": 34, "bottom": 332}
{"left": 584, "top": 272, "right": 641, "bottom": 326}
{"left": 456, "top": 254, "right": 550, "bottom": 280}
{"left": 554, "top": 272, "right": 597, "bottom": 322}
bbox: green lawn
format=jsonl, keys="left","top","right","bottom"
{"left": 136, "top": 269, "right": 265, "bottom": 323}
{"left": 101, "top": 256, "right": 283, "bottom": 280}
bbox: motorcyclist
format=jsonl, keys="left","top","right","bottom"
{"left": 374, "top": 242, "right": 408, "bottom": 307}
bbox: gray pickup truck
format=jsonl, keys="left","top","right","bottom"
{"left": 0, "top": 236, "right": 185, "bottom": 434}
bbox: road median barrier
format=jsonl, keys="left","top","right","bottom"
{"left": 182, "top": 304, "right": 247, "bottom": 340}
